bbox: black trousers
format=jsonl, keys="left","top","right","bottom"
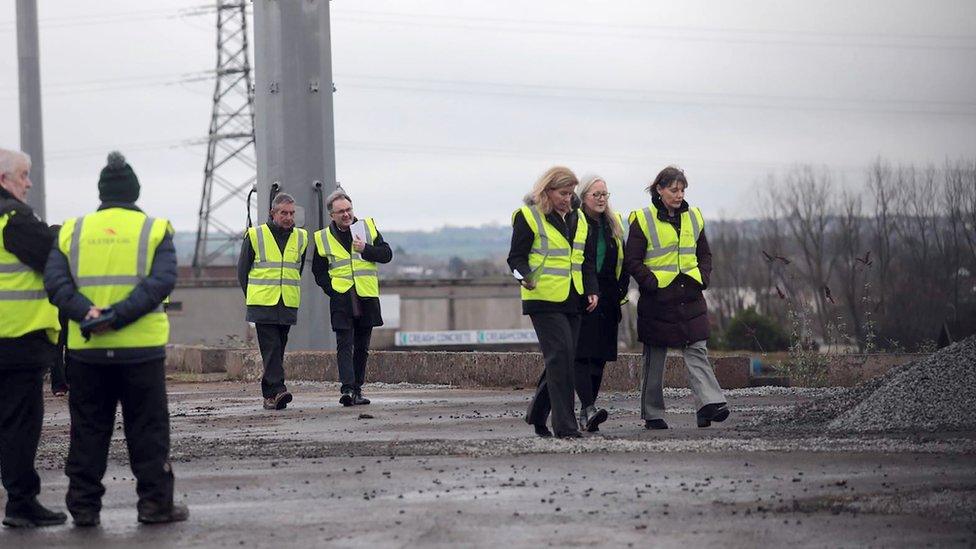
{"left": 335, "top": 325, "right": 373, "bottom": 394}
{"left": 256, "top": 323, "right": 290, "bottom": 399}
{"left": 525, "top": 313, "right": 581, "bottom": 436}
{"left": 0, "top": 368, "right": 44, "bottom": 512}
{"left": 65, "top": 358, "right": 174, "bottom": 516}
{"left": 574, "top": 358, "right": 607, "bottom": 409}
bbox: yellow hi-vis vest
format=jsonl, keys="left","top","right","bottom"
{"left": 58, "top": 208, "right": 172, "bottom": 350}
{"left": 0, "top": 209, "right": 59, "bottom": 343}
{"left": 612, "top": 212, "right": 624, "bottom": 280}
{"left": 313, "top": 218, "right": 380, "bottom": 298}
{"left": 246, "top": 224, "right": 308, "bottom": 308}
{"left": 514, "top": 205, "right": 588, "bottom": 302}
{"left": 630, "top": 203, "right": 704, "bottom": 289}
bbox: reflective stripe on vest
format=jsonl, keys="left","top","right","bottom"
{"left": 630, "top": 204, "right": 703, "bottom": 289}
{"left": 58, "top": 208, "right": 172, "bottom": 350}
{"left": 514, "top": 205, "right": 587, "bottom": 303}
{"left": 313, "top": 217, "right": 380, "bottom": 298}
{"left": 0, "top": 210, "right": 60, "bottom": 342}
{"left": 246, "top": 224, "right": 308, "bottom": 308}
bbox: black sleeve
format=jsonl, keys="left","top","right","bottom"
{"left": 697, "top": 229, "right": 712, "bottom": 290}
{"left": 617, "top": 239, "right": 631, "bottom": 300}
{"left": 3, "top": 206, "right": 56, "bottom": 273}
{"left": 581, "top": 214, "right": 598, "bottom": 296}
{"left": 237, "top": 236, "right": 253, "bottom": 295}
{"left": 506, "top": 210, "right": 533, "bottom": 279}
{"left": 110, "top": 233, "right": 178, "bottom": 329}
{"left": 361, "top": 229, "right": 393, "bottom": 264}
{"left": 43, "top": 247, "right": 94, "bottom": 322}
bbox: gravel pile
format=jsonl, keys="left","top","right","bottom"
{"left": 772, "top": 335, "right": 976, "bottom": 433}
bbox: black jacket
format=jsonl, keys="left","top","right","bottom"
{"left": 44, "top": 203, "right": 177, "bottom": 364}
{"left": 576, "top": 210, "right": 631, "bottom": 362}
{"left": 237, "top": 220, "right": 308, "bottom": 325}
{"left": 507, "top": 203, "right": 598, "bottom": 316}
{"left": 0, "top": 188, "right": 58, "bottom": 369}
{"left": 311, "top": 219, "right": 393, "bottom": 330}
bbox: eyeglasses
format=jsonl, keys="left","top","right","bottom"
{"left": 589, "top": 192, "right": 611, "bottom": 200}
{"left": 331, "top": 207, "right": 353, "bottom": 216}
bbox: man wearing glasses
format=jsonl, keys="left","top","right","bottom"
{"left": 312, "top": 190, "right": 393, "bottom": 406}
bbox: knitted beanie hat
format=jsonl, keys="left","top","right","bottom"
{"left": 98, "top": 151, "right": 140, "bottom": 203}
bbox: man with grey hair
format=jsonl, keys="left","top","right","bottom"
{"left": 312, "top": 190, "right": 392, "bottom": 406}
{"left": 237, "top": 192, "right": 308, "bottom": 410}
{"left": 0, "top": 148, "right": 67, "bottom": 527}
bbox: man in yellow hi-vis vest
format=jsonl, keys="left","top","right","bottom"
{"left": 44, "top": 152, "right": 187, "bottom": 526}
{"left": 0, "top": 148, "right": 67, "bottom": 528}
{"left": 237, "top": 193, "right": 308, "bottom": 410}
{"left": 312, "top": 190, "right": 392, "bottom": 406}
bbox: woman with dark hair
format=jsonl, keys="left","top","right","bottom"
{"left": 508, "top": 166, "right": 599, "bottom": 438}
{"left": 574, "top": 175, "right": 629, "bottom": 432}
{"left": 624, "top": 166, "right": 729, "bottom": 430}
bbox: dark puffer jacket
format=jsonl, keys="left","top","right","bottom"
{"left": 623, "top": 195, "right": 712, "bottom": 348}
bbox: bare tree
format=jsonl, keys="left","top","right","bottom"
{"left": 833, "top": 187, "right": 868, "bottom": 349}
{"left": 866, "top": 157, "right": 898, "bottom": 316}
{"left": 773, "top": 166, "right": 837, "bottom": 343}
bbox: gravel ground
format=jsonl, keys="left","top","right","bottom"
{"left": 760, "top": 336, "right": 976, "bottom": 434}
{"left": 8, "top": 382, "right": 976, "bottom": 547}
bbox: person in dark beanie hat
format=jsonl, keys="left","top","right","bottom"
{"left": 98, "top": 151, "right": 141, "bottom": 204}
{"left": 44, "top": 151, "right": 188, "bottom": 526}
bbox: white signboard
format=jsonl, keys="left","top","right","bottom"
{"left": 395, "top": 329, "right": 538, "bottom": 347}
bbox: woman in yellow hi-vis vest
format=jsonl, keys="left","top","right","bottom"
{"left": 237, "top": 193, "right": 308, "bottom": 411}
{"left": 574, "top": 175, "right": 630, "bottom": 433}
{"left": 508, "top": 167, "right": 599, "bottom": 438}
{"left": 623, "top": 166, "right": 728, "bottom": 430}
{"left": 311, "top": 190, "right": 393, "bottom": 407}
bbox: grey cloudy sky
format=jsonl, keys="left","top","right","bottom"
{"left": 1, "top": 0, "right": 975, "bottom": 231}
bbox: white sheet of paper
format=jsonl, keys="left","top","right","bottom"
{"left": 512, "top": 268, "right": 524, "bottom": 281}
{"left": 350, "top": 220, "right": 368, "bottom": 243}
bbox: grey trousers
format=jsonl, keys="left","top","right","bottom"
{"left": 640, "top": 340, "right": 726, "bottom": 420}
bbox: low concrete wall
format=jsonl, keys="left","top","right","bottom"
{"left": 166, "top": 345, "right": 752, "bottom": 389}
{"left": 166, "top": 345, "right": 931, "bottom": 389}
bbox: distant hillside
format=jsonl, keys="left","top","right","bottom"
{"left": 174, "top": 220, "right": 769, "bottom": 265}
{"left": 174, "top": 223, "right": 513, "bottom": 265}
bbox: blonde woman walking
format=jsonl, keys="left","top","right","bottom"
{"left": 507, "top": 167, "right": 599, "bottom": 438}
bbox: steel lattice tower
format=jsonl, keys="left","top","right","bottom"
{"left": 193, "top": 1, "right": 257, "bottom": 271}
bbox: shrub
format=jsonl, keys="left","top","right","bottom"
{"left": 723, "top": 308, "right": 791, "bottom": 352}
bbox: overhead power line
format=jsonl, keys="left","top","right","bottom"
{"left": 331, "top": 9, "right": 976, "bottom": 52}
{"left": 335, "top": 74, "right": 976, "bottom": 117}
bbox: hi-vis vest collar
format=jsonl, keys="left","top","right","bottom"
{"left": 523, "top": 205, "right": 583, "bottom": 277}
{"left": 639, "top": 204, "right": 702, "bottom": 266}
{"left": 251, "top": 225, "right": 306, "bottom": 273}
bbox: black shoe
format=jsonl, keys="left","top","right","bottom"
{"left": 71, "top": 510, "right": 100, "bottom": 528}
{"left": 533, "top": 424, "right": 552, "bottom": 438}
{"left": 138, "top": 503, "right": 189, "bottom": 525}
{"left": 556, "top": 431, "right": 583, "bottom": 439}
{"left": 582, "top": 406, "right": 608, "bottom": 433}
{"left": 644, "top": 419, "right": 669, "bottom": 430}
{"left": 352, "top": 390, "right": 370, "bottom": 406}
{"left": 697, "top": 403, "right": 730, "bottom": 428}
{"left": 2, "top": 500, "right": 67, "bottom": 528}
{"left": 339, "top": 391, "right": 354, "bottom": 407}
